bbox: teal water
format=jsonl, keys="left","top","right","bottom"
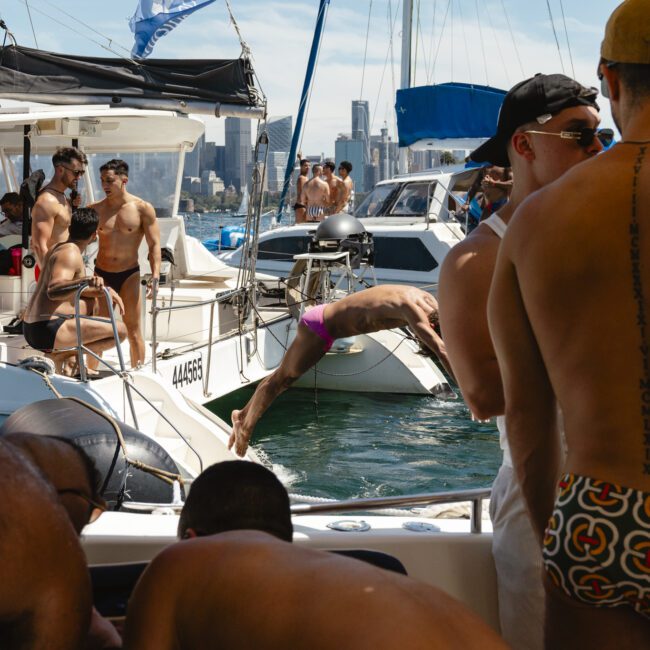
{"left": 208, "top": 388, "right": 500, "bottom": 500}
{"left": 186, "top": 213, "right": 501, "bottom": 500}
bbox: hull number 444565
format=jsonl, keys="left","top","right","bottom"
{"left": 172, "top": 356, "right": 203, "bottom": 388}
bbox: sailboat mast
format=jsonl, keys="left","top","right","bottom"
{"left": 276, "top": 0, "right": 331, "bottom": 222}
{"left": 398, "top": 0, "right": 413, "bottom": 175}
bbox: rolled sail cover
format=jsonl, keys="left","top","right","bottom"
{"left": 0, "top": 398, "right": 183, "bottom": 508}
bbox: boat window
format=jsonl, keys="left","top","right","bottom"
{"left": 389, "top": 182, "right": 434, "bottom": 216}
{"left": 87, "top": 152, "right": 179, "bottom": 217}
{"left": 354, "top": 183, "right": 400, "bottom": 218}
{"left": 373, "top": 236, "right": 439, "bottom": 272}
{"left": 447, "top": 169, "right": 482, "bottom": 212}
{"left": 257, "top": 235, "right": 312, "bottom": 261}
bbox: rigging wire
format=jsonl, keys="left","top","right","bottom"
{"left": 558, "top": 0, "right": 575, "bottom": 79}
{"left": 24, "top": 0, "right": 38, "bottom": 48}
{"left": 427, "top": 0, "right": 437, "bottom": 85}
{"left": 413, "top": 0, "right": 420, "bottom": 83}
{"left": 17, "top": 0, "right": 133, "bottom": 62}
{"left": 475, "top": 0, "right": 490, "bottom": 86}
{"left": 456, "top": 0, "right": 473, "bottom": 83}
{"left": 545, "top": 0, "right": 566, "bottom": 74}
{"left": 297, "top": 0, "right": 330, "bottom": 157}
{"left": 500, "top": 0, "right": 525, "bottom": 78}
{"left": 485, "top": 5, "right": 510, "bottom": 86}
{"left": 429, "top": 0, "right": 451, "bottom": 85}
{"left": 359, "top": 0, "right": 373, "bottom": 100}
{"left": 370, "top": 0, "right": 400, "bottom": 137}
{"left": 31, "top": 0, "right": 132, "bottom": 56}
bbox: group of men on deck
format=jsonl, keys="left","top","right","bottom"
{"left": 294, "top": 158, "right": 354, "bottom": 223}
{"left": 22, "top": 152, "right": 160, "bottom": 373}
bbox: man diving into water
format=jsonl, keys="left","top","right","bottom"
{"left": 90, "top": 159, "right": 161, "bottom": 368}
{"left": 229, "top": 285, "right": 453, "bottom": 456}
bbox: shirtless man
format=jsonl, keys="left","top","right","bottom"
{"left": 438, "top": 74, "right": 603, "bottom": 650}
{"left": 337, "top": 160, "right": 354, "bottom": 212}
{"left": 23, "top": 207, "right": 126, "bottom": 374}
{"left": 123, "top": 529, "right": 507, "bottom": 650}
{"left": 0, "top": 192, "right": 24, "bottom": 236}
{"left": 322, "top": 161, "right": 345, "bottom": 214}
{"left": 488, "top": 2, "right": 650, "bottom": 645}
{"left": 299, "top": 163, "right": 330, "bottom": 222}
{"left": 4, "top": 433, "right": 123, "bottom": 648}
{"left": 230, "top": 285, "right": 452, "bottom": 456}
{"left": 0, "top": 439, "right": 92, "bottom": 649}
{"left": 31, "top": 146, "right": 87, "bottom": 267}
{"left": 90, "top": 159, "right": 161, "bottom": 368}
{"left": 293, "top": 159, "right": 310, "bottom": 224}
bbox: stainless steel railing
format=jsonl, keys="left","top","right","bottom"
{"left": 290, "top": 487, "right": 491, "bottom": 534}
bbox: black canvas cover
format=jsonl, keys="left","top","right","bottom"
{"left": 0, "top": 45, "right": 260, "bottom": 106}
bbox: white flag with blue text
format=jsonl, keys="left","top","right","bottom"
{"left": 129, "top": 0, "right": 217, "bottom": 59}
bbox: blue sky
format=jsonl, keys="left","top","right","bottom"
{"left": 0, "top": 0, "right": 621, "bottom": 156}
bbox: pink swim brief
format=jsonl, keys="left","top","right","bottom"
{"left": 300, "top": 304, "right": 335, "bottom": 352}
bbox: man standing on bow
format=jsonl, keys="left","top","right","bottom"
{"left": 90, "top": 159, "right": 160, "bottom": 368}
{"left": 300, "top": 163, "right": 330, "bottom": 222}
{"left": 294, "top": 159, "right": 310, "bottom": 224}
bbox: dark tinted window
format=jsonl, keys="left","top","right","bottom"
{"left": 354, "top": 183, "right": 400, "bottom": 217}
{"left": 257, "top": 235, "right": 312, "bottom": 261}
{"left": 373, "top": 237, "right": 438, "bottom": 271}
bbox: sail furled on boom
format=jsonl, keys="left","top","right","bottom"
{"left": 129, "top": 0, "right": 217, "bottom": 59}
{"left": 396, "top": 83, "right": 506, "bottom": 149}
{"left": 0, "top": 45, "right": 264, "bottom": 114}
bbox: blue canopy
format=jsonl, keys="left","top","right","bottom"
{"left": 395, "top": 82, "right": 506, "bottom": 148}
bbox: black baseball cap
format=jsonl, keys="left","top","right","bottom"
{"left": 470, "top": 74, "right": 600, "bottom": 166}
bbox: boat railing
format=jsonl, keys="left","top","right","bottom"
{"left": 149, "top": 283, "right": 248, "bottom": 382}
{"left": 290, "top": 487, "right": 491, "bottom": 534}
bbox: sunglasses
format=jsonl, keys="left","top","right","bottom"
{"left": 57, "top": 488, "right": 106, "bottom": 524}
{"left": 59, "top": 164, "right": 85, "bottom": 178}
{"left": 597, "top": 61, "right": 618, "bottom": 99}
{"left": 525, "top": 128, "right": 614, "bottom": 149}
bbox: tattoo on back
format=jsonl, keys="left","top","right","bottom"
{"left": 630, "top": 146, "right": 650, "bottom": 475}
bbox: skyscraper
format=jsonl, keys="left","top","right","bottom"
{"left": 224, "top": 117, "right": 252, "bottom": 192}
{"left": 351, "top": 100, "right": 370, "bottom": 164}
{"left": 266, "top": 116, "right": 293, "bottom": 153}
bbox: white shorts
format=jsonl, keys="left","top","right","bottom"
{"left": 490, "top": 463, "right": 545, "bottom": 650}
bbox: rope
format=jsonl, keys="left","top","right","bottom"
{"left": 28, "top": 368, "right": 184, "bottom": 488}
{"left": 24, "top": 0, "right": 38, "bottom": 48}
{"left": 426, "top": 0, "right": 437, "bottom": 85}
{"left": 545, "top": 0, "right": 565, "bottom": 74}
{"left": 500, "top": 0, "right": 525, "bottom": 78}
{"left": 413, "top": 0, "right": 420, "bottom": 83}
{"left": 475, "top": 0, "right": 489, "bottom": 86}
{"left": 359, "top": 0, "right": 373, "bottom": 100}
{"left": 558, "top": 0, "right": 575, "bottom": 79}
{"left": 224, "top": 0, "right": 251, "bottom": 58}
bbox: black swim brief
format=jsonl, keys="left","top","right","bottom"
{"left": 95, "top": 265, "right": 140, "bottom": 293}
{"left": 23, "top": 316, "right": 69, "bottom": 352}
{"left": 293, "top": 202, "right": 306, "bottom": 210}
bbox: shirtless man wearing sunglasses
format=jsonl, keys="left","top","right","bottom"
{"left": 32, "top": 146, "right": 88, "bottom": 267}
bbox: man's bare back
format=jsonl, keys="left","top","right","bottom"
{"left": 123, "top": 531, "right": 507, "bottom": 650}
{"left": 491, "top": 147, "right": 650, "bottom": 499}
{"left": 301, "top": 166, "right": 330, "bottom": 220}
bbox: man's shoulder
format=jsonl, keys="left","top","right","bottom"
{"left": 33, "top": 189, "right": 61, "bottom": 208}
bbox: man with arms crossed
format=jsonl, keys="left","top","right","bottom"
{"left": 300, "top": 163, "right": 330, "bottom": 222}
{"left": 293, "top": 158, "right": 310, "bottom": 224}
{"left": 90, "top": 159, "right": 161, "bottom": 368}
{"left": 438, "top": 74, "right": 604, "bottom": 649}
{"left": 31, "top": 146, "right": 87, "bottom": 267}
{"left": 230, "top": 285, "right": 452, "bottom": 456}
{"left": 489, "top": 1, "right": 650, "bottom": 646}
{"left": 23, "top": 207, "right": 126, "bottom": 374}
